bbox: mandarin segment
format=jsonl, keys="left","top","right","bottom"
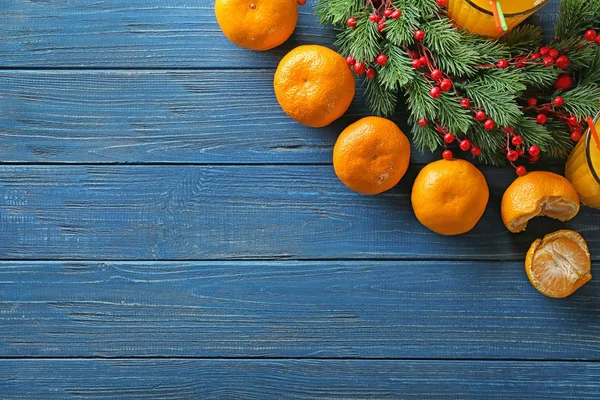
{"left": 215, "top": 0, "right": 298, "bottom": 51}
{"left": 411, "top": 159, "right": 489, "bottom": 236}
{"left": 333, "top": 117, "right": 410, "bottom": 195}
{"left": 501, "top": 171, "right": 580, "bottom": 233}
{"left": 274, "top": 45, "right": 355, "bottom": 128}
{"left": 525, "top": 230, "right": 592, "bottom": 298}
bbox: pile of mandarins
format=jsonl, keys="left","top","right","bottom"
{"left": 214, "top": 0, "right": 592, "bottom": 298}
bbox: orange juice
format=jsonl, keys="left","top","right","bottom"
{"left": 448, "top": 0, "right": 549, "bottom": 38}
{"left": 565, "top": 113, "right": 600, "bottom": 209}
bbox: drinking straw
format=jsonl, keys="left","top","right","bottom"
{"left": 495, "top": 1, "right": 509, "bottom": 32}
{"left": 489, "top": 0, "right": 503, "bottom": 32}
{"left": 586, "top": 116, "right": 600, "bottom": 150}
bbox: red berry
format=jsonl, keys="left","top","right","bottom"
{"left": 408, "top": 50, "right": 419, "bottom": 59}
{"left": 504, "top": 127, "right": 515, "bottom": 135}
{"left": 527, "top": 97, "right": 537, "bottom": 106}
{"left": 475, "top": 111, "right": 486, "bottom": 121}
{"left": 529, "top": 155, "right": 540, "bottom": 164}
{"left": 347, "top": 18, "right": 357, "bottom": 28}
{"left": 430, "top": 69, "right": 443, "bottom": 81}
{"left": 553, "top": 96, "right": 564, "bottom": 107}
{"left": 391, "top": 10, "right": 402, "bottom": 19}
{"left": 530, "top": 53, "right": 541, "bottom": 60}
{"left": 517, "top": 148, "right": 525, "bottom": 157}
{"left": 297, "top": 0, "right": 306, "bottom": 4}
{"left": 418, "top": 118, "right": 428, "bottom": 127}
{"left": 556, "top": 55, "right": 569, "bottom": 69}
{"left": 346, "top": 56, "right": 356, "bottom": 66}
{"left": 567, "top": 115, "right": 578, "bottom": 126}
{"left": 516, "top": 166, "right": 527, "bottom": 177}
{"left": 378, "top": 21, "right": 386, "bottom": 32}
{"left": 571, "top": 130, "right": 583, "bottom": 142}
{"left": 354, "top": 62, "right": 366, "bottom": 75}
{"left": 585, "top": 29, "right": 597, "bottom": 41}
{"left": 528, "top": 145, "right": 541, "bottom": 157}
{"left": 497, "top": 59, "right": 509, "bottom": 68}
{"left": 442, "top": 150, "right": 453, "bottom": 160}
{"left": 384, "top": 9, "right": 393, "bottom": 17}
{"left": 507, "top": 150, "right": 519, "bottom": 162}
{"left": 430, "top": 86, "right": 442, "bottom": 98}
{"left": 536, "top": 114, "right": 547, "bottom": 125}
{"left": 436, "top": 0, "right": 448, "bottom": 6}
{"left": 414, "top": 30, "right": 425, "bottom": 40}
{"left": 596, "top": 36, "right": 600, "bottom": 45}
{"left": 554, "top": 73, "right": 573, "bottom": 90}
{"left": 543, "top": 56, "right": 554, "bottom": 67}
{"left": 459, "top": 140, "right": 471, "bottom": 151}
{"left": 539, "top": 46, "right": 550, "bottom": 56}
{"left": 549, "top": 49, "right": 559, "bottom": 59}
{"left": 369, "top": 14, "right": 381, "bottom": 23}
{"left": 440, "top": 78, "right": 453, "bottom": 92}
{"left": 444, "top": 133, "right": 456, "bottom": 143}
{"left": 484, "top": 119, "right": 495, "bottom": 131}
{"left": 411, "top": 59, "right": 422, "bottom": 69}
{"left": 366, "top": 68, "right": 376, "bottom": 79}
{"left": 516, "top": 58, "right": 527, "bottom": 68}
{"left": 511, "top": 135, "right": 523, "bottom": 146}
{"left": 419, "top": 55, "right": 429, "bottom": 67}
{"left": 471, "top": 146, "right": 482, "bottom": 156}
{"left": 436, "top": 126, "right": 445, "bottom": 133}
{"left": 376, "top": 54, "right": 388, "bottom": 66}
{"left": 460, "top": 98, "right": 471, "bottom": 109}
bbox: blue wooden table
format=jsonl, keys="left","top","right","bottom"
{"left": 1, "top": 0, "right": 600, "bottom": 398}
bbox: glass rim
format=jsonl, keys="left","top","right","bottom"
{"left": 463, "top": 0, "right": 549, "bottom": 18}
{"left": 585, "top": 112, "right": 600, "bottom": 185}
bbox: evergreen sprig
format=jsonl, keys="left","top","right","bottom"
{"left": 316, "top": 0, "right": 600, "bottom": 167}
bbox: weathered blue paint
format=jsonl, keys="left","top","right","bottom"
{"left": 1, "top": 0, "right": 598, "bottom": 397}
{"left": 2, "top": 359, "right": 600, "bottom": 399}
{"left": 0, "top": 165, "right": 598, "bottom": 261}
{"left": 0, "top": 261, "right": 598, "bottom": 359}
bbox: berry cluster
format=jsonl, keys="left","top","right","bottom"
{"left": 345, "top": 0, "right": 401, "bottom": 79}
{"left": 435, "top": 123, "right": 481, "bottom": 162}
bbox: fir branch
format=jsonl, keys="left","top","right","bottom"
{"left": 561, "top": 84, "right": 600, "bottom": 120}
{"left": 515, "top": 117, "right": 555, "bottom": 151}
{"left": 462, "top": 78, "right": 522, "bottom": 127}
{"left": 404, "top": 75, "right": 439, "bottom": 122}
{"left": 386, "top": 1, "right": 421, "bottom": 47}
{"left": 314, "top": 0, "right": 362, "bottom": 25}
{"left": 365, "top": 78, "right": 398, "bottom": 117}
{"left": 468, "top": 125, "right": 505, "bottom": 166}
{"left": 578, "top": 47, "right": 600, "bottom": 86}
{"left": 411, "top": 124, "right": 443, "bottom": 152}
{"left": 474, "top": 69, "right": 527, "bottom": 93}
{"left": 555, "top": 0, "right": 595, "bottom": 40}
{"left": 378, "top": 44, "right": 415, "bottom": 91}
{"left": 499, "top": 24, "right": 543, "bottom": 52}
{"left": 335, "top": 17, "right": 381, "bottom": 61}
{"left": 436, "top": 93, "right": 473, "bottom": 134}
{"left": 519, "top": 65, "right": 561, "bottom": 88}
{"left": 543, "top": 119, "right": 575, "bottom": 159}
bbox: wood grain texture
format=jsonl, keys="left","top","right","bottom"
{"left": 0, "top": 0, "right": 560, "bottom": 68}
{"left": 0, "top": 165, "right": 598, "bottom": 261}
{"left": 1, "top": 261, "right": 598, "bottom": 358}
{"left": 0, "top": 70, "right": 401, "bottom": 164}
{"left": 2, "top": 359, "right": 600, "bottom": 399}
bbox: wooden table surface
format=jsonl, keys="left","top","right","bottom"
{"left": 1, "top": 0, "right": 600, "bottom": 398}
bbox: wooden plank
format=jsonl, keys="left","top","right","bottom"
{"left": 1, "top": 70, "right": 406, "bottom": 164}
{"left": 0, "top": 0, "right": 560, "bottom": 68}
{"left": 0, "top": 260, "right": 598, "bottom": 358}
{"left": 1, "top": 359, "right": 599, "bottom": 399}
{"left": 0, "top": 165, "right": 597, "bottom": 261}
{"left": 0, "top": 0, "right": 335, "bottom": 68}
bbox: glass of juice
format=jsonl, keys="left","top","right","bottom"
{"left": 565, "top": 112, "right": 600, "bottom": 209}
{"left": 447, "top": 0, "right": 549, "bottom": 38}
